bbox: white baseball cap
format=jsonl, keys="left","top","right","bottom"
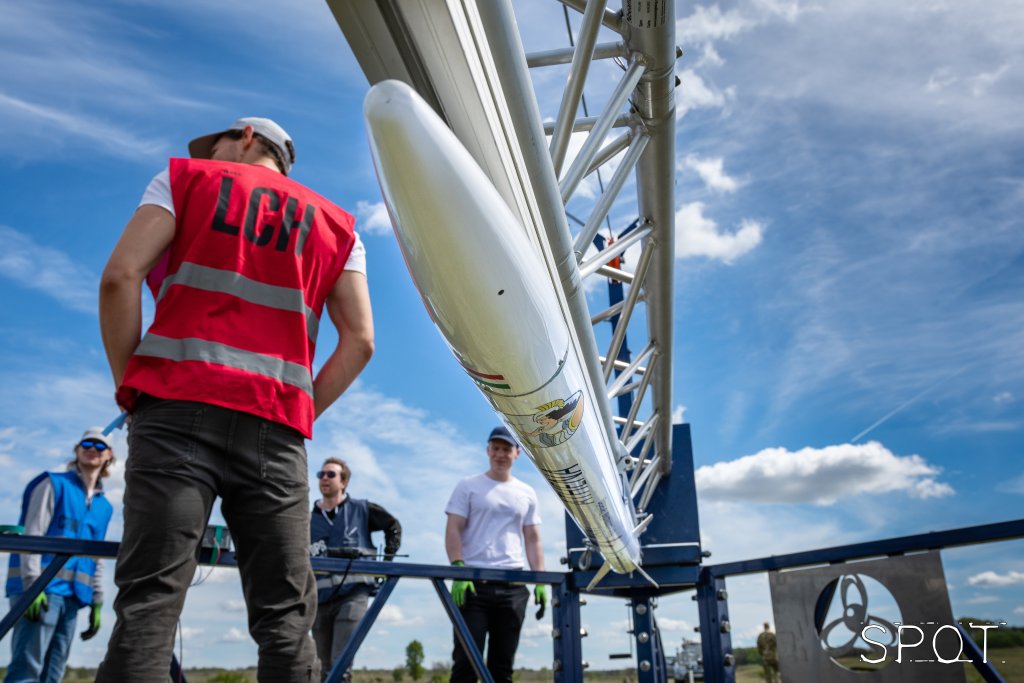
{"left": 188, "top": 117, "right": 295, "bottom": 175}
{"left": 79, "top": 427, "right": 113, "bottom": 452}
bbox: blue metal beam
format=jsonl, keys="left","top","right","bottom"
{"left": 0, "top": 555, "right": 68, "bottom": 639}
{"left": 431, "top": 578, "right": 494, "bottom": 683}
{"left": 957, "top": 622, "right": 1009, "bottom": 683}
{"left": 696, "top": 570, "right": 735, "bottom": 683}
{"left": 326, "top": 577, "right": 400, "bottom": 683}
{"left": 552, "top": 579, "right": 583, "bottom": 683}
{"left": 706, "top": 518, "right": 1024, "bottom": 577}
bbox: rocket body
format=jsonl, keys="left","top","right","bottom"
{"left": 364, "top": 80, "right": 640, "bottom": 573}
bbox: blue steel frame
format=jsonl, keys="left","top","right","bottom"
{"left": 695, "top": 520, "right": 1024, "bottom": 683}
{"left": 2, "top": 519, "right": 1022, "bottom": 681}
{"left": 0, "top": 534, "right": 570, "bottom": 683}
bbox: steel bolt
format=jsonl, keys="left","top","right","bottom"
{"left": 637, "top": 631, "right": 649, "bottom": 644}
{"left": 639, "top": 660, "right": 651, "bottom": 672}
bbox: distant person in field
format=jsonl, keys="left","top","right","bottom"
{"left": 757, "top": 622, "right": 780, "bottom": 683}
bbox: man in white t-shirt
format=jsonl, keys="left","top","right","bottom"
{"left": 444, "top": 426, "right": 547, "bottom": 683}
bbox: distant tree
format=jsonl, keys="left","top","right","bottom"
{"left": 406, "top": 640, "right": 425, "bottom": 681}
{"left": 392, "top": 666, "right": 405, "bottom": 682}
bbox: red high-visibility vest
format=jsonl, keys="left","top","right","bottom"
{"left": 121, "top": 158, "right": 356, "bottom": 437}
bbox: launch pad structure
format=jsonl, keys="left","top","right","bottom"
{"left": 1, "top": 2, "right": 1023, "bottom": 683}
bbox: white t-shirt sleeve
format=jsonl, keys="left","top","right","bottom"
{"left": 138, "top": 167, "right": 174, "bottom": 216}
{"left": 344, "top": 232, "right": 366, "bottom": 274}
{"left": 137, "top": 166, "right": 367, "bottom": 275}
{"left": 523, "top": 485, "right": 541, "bottom": 526}
{"left": 444, "top": 479, "right": 471, "bottom": 519}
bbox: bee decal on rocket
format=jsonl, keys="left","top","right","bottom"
{"left": 511, "top": 390, "right": 584, "bottom": 449}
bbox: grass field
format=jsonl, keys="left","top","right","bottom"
{"left": 6, "top": 647, "right": 1019, "bottom": 681}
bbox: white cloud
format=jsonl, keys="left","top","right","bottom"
{"left": 0, "top": 93, "right": 167, "bottom": 160}
{"left": 676, "top": 70, "right": 731, "bottom": 118}
{"left": 355, "top": 200, "right": 394, "bottom": 236}
{"left": 220, "top": 627, "right": 248, "bottom": 643}
{"left": 1015, "top": 607, "right": 1024, "bottom": 615}
{"left": 996, "top": 474, "right": 1024, "bottom": 495}
{"left": 0, "top": 225, "right": 99, "bottom": 313}
{"left": 683, "top": 155, "right": 741, "bottom": 193}
{"left": 181, "top": 626, "right": 205, "bottom": 639}
{"left": 695, "top": 441, "right": 954, "bottom": 505}
{"left": 963, "top": 595, "right": 1000, "bottom": 605}
{"left": 677, "top": 5, "right": 754, "bottom": 44}
{"left": 968, "top": 571, "right": 1024, "bottom": 587}
{"left": 221, "top": 599, "right": 247, "bottom": 613}
{"left": 377, "top": 604, "right": 423, "bottom": 626}
{"left": 672, "top": 405, "right": 687, "bottom": 424}
{"left": 675, "top": 202, "right": 763, "bottom": 263}
{"left": 656, "top": 617, "right": 693, "bottom": 632}
{"left": 994, "top": 392, "right": 1014, "bottom": 404}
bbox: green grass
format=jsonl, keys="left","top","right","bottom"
{"left": 1, "top": 649, "right": 1018, "bottom": 682}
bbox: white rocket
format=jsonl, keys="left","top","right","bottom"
{"left": 364, "top": 80, "right": 643, "bottom": 575}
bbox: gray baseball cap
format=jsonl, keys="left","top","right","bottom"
{"left": 188, "top": 117, "right": 295, "bottom": 175}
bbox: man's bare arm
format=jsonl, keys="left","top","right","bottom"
{"left": 523, "top": 523, "right": 545, "bottom": 571}
{"left": 445, "top": 513, "right": 468, "bottom": 564}
{"left": 313, "top": 270, "right": 374, "bottom": 418}
{"left": 99, "top": 205, "right": 175, "bottom": 388}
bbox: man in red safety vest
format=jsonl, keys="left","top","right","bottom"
{"left": 96, "top": 117, "right": 374, "bottom": 682}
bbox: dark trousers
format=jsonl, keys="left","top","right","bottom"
{"left": 450, "top": 583, "right": 528, "bottom": 683}
{"left": 313, "top": 589, "right": 369, "bottom": 682}
{"left": 96, "top": 396, "right": 319, "bottom": 683}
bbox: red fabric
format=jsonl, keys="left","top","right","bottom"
{"left": 120, "top": 158, "right": 355, "bottom": 436}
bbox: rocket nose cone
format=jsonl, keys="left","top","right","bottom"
{"left": 364, "top": 80, "right": 421, "bottom": 126}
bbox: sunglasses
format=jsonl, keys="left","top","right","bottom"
{"left": 316, "top": 471, "right": 343, "bottom": 480}
{"left": 79, "top": 440, "right": 109, "bottom": 452}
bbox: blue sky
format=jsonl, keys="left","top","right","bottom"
{"left": 1, "top": 0, "right": 1022, "bottom": 673}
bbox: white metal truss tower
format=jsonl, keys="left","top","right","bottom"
{"left": 328, "top": 0, "right": 678, "bottom": 522}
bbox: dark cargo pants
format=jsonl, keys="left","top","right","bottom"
{"left": 96, "top": 396, "right": 319, "bottom": 683}
{"left": 450, "top": 582, "right": 528, "bottom": 683}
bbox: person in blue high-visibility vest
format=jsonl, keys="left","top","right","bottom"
{"left": 4, "top": 428, "right": 114, "bottom": 683}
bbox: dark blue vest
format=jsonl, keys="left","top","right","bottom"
{"left": 310, "top": 497, "right": 375, "bottom": 602}
{"left": 6, "top": 471, "right": 113, "bottom": 606}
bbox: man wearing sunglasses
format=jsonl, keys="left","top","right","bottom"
{"left": 309, "top": 458, "right": 401, "bottom": 682}
{"left": 5, "top": 428, "right": 114, "bottom": 683}
{"left": 97, "top": 117, "right": 374, "bottom": 683}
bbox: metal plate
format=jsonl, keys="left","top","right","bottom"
{"left": 769, "top": 551, "right": 966, "bottom": 682}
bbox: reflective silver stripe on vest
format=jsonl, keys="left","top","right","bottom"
{"left": 315, "top": 574, "right": 370, "bottom": 589}
{"left": 158, "top": 262, "right": 319, "bottom": 342}
{"left": 8, "top": 565, "right": 90, "bottom": 586}
{"left": 57, "top": 568, "right": 93, "bottom": 586}
{"left": 135, "top": 334, "right": 314, "bottom": 397}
